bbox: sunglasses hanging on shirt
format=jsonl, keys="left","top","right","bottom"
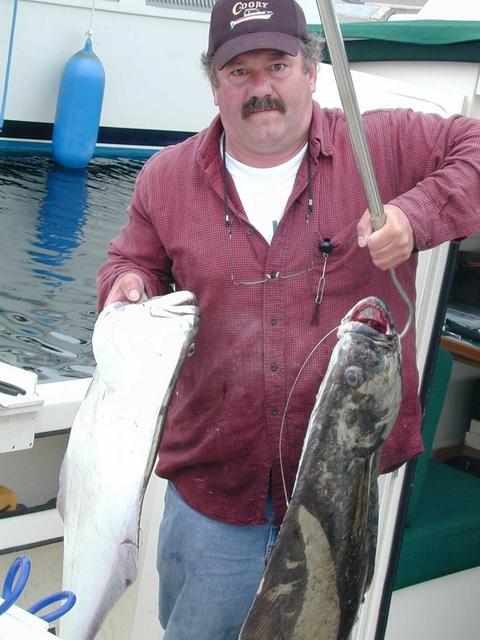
{"left": 221, "top": 135, "right": 333, "bottom": 323}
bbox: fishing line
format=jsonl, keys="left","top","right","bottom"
{"left": 279, "top": 324, "right": 340, "bottom": 508}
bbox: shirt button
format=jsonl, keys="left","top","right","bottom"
{"left": 269, "top": 317, "right": 277, "bottom": 325}
{"left": 271, "top": 407, "right": 278, "bottom": 416}
{"left": 270, "top": 363, "right": 278, "bottom": 372}
{"left": 246, "top": 226, "right": 255, "bottom": 236}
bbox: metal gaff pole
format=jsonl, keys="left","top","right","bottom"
{"left": 314, "top": 0, "right": 413, "bottom": 338}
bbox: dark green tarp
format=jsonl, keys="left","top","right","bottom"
{"left": 309, "top": 20, "right": 480, "bottom": 62}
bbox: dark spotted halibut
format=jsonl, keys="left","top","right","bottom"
{"left": 239, "top": 297, "right": 402, "bottom": 640}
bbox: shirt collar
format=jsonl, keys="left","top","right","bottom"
{"left": 309, "top": 101, "right": 334, "bottom": 159}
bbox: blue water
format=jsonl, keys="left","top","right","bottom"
{"left": 0, "top": 150, "right": 154, "bottom": 381}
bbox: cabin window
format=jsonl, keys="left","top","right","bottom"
{"left": 145, "top": 0, "right": 214, "bottom": 11}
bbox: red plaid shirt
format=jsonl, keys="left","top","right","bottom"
{"left": 97, "top": 104, "right": 480, "bottom": 524}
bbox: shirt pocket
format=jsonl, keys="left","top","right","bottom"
{"left": 310, "top": 219, "right": 374, "bottom": 297}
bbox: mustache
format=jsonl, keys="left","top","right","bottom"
{"left": 241, "top": 96, "right": 286, "bottom": 119}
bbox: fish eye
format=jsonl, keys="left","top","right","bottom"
{"left": 344, "top": 366, "right": 363, "bottom": 388}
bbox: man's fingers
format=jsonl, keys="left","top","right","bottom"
{"left": 357, "top": 210, "right": 373, "bottom": 248}
{"left": 104, "top": 273, "right": 146, "bottom": 306}
{"left": 357, "top": 205, "right": 414, "bottom": 270}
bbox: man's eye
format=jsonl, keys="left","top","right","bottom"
{"left": 272, "top": 63, "right": 286, "bottom": 72}
{"left": 231, "top": 68, "right": 247, "bottom": 77}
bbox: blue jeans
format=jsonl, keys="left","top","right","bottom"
{"left": 157, "top": 482, "right": 280, "bottom": 640}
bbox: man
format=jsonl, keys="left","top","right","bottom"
{"left": 97, "top": 0, "right": 480, "bottom": 637}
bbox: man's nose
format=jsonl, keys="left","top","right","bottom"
{"left": 248, "top": 70, "right": 273, "bottom": 95}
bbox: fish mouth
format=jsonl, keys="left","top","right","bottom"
{"left": 342, "top": 296, "right": 396, "bottom": 337}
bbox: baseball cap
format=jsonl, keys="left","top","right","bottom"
{"left": 207, "top": 0, "right": 309, "bottom": 70}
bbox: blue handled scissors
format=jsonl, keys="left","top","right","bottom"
{"left": 0, "top": 555, "right": 76, "bottom": 623}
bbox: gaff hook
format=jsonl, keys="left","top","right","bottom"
{"left": 314, "top": 0, "right": 414, "bottom": 339}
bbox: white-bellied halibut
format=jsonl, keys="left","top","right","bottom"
{"left": 57, "top": 291, "right": 199, "bottom": 639}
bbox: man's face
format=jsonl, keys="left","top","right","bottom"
{"left": 212, "top": 49, "right": 317, "bottom": 167}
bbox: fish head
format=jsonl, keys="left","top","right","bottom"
{"left": 147, "top": 290, "right": 200, "bottom": 355}
{"left": 329, "top": 296, "right": 402, "bottom": 456}
{"left": 93, "top": 291, "right": 199, "bottom": 392}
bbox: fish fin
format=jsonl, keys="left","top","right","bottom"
{"left": 351, "top": 456, "right": 375, "bottom": 541}
{"left": 239, "top": 515, "right": 306, "bottom": 638}
{"left": 364, "top": 458, "right": 379, "bottom": 593}
{"left": 240, "top": 505, "right": 341, "bottom": 639}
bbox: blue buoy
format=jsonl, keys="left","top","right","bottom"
{"left": 52, "top": 36, "right": 105, "bottom": 169}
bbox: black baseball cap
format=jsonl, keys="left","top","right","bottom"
{"left": 207, "top": 0, "right": 309, "bottom": 69}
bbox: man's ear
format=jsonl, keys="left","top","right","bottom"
{"left": 212, "top": 83, "right": 219, "bottom": 107}
{"left": 309, "top": 61, "right": 318, "bottom": 94}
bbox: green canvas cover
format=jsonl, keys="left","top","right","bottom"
{"left": 309, "top": 20, "right": 480, "bottom": 63}
{"left": 393, "top": 348, "right": 480, "bottom": 589}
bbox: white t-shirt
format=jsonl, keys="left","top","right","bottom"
{"left": 225, "top": 143, "right": 307, "bottom": 244}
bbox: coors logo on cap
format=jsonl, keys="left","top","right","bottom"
{"left": 230, "top": 3, "right": 274, "bottom": 29}
{"left": 207, "top": 0, "right": 309, "bottom": 70}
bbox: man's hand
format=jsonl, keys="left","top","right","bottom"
{"left": 104, "top": 272, "right": 148, "bottom": 306}
{"left": 357, "top": 204, "right": 414, "bottom": 270}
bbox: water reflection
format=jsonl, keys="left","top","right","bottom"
{"left": 0, "top": 152, "right": 152, "bottom": 381}
{"left": 29, "top": 165, "right": 88, "bottom": 279}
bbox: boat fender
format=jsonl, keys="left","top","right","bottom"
{"left": 52, "top": 37, "right": 105, "bottom": 169}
